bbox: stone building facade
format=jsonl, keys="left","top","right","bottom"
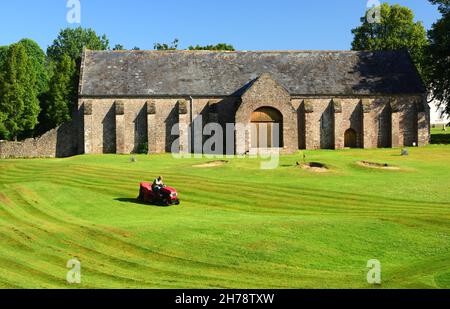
{"left": 76, "top": 49, "right": 429, "bottom": 156}
{"left": 0, "top": 49, "right": 430, "bottom": 159}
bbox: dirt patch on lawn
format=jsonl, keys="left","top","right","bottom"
{"left": 193, "top": 160, "right": 229, "bottom": 168}
{"left": 298, "top": 162, "right": 329, "bottom": 173}
{"left": 0, "top": 192, "right": 12, "bottom": 206}
{"left": 357, "top": 161, "right": 400, "bottom": 170}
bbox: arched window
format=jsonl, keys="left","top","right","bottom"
{"left": 344, "top": 128, "right": 357, "bottom": 148}
{"left": 250, "top": 107, "right": 283, "bottom": 148}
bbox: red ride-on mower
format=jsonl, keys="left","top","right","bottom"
{"left": 138, "top": 182, "right": 180, "bottom": 206}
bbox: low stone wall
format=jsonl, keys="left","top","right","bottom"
{"left": 0, "top": 121, "right": 79, "bottom": 159}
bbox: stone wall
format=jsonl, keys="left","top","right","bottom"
{"left": 77, "top": 94, "right": 428, "bottom": 156}
{"left": 186, "top": 97, "right": 238, "bottom": 154}
{"left": 0, "top": 120, "right": 79, "bottom": 159}
{"left": 78, "top": 97, "right": 239, "bottom": 155}
{"left": 0, "top": 93, "right": 429, "bottom": 159}
{"left": 0, "top": 91, "right": 429, "bottom": 159}
{"left": 292, "top": 95, "right": 428, "bottom": 150}
{"left": 339, "top": 99, "right": 364, "bottom": 148}
{"left": 235, "top": 73, "right": 299, "bottom": 154}
{"left": 292, "top": 99, "right": 336, "bottom": 150}
{"left": 79, "top": 98, "right": 182, "bottom": 154}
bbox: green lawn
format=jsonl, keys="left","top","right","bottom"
{"left": 431, "top": 127, "right": 450, "bottom": 144}
{"left": 1, "top": 144, "right": 450, "bottom": 289}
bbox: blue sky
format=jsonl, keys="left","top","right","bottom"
{"left": 0, "top": 0, "right": 442, "bottom": 51}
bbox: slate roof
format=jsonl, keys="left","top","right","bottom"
{"left": 79, "top": 49, "right": 425, "bottom": 97}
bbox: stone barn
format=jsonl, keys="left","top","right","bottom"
{"left": 77, "top": 49, "right": 429, "bottom": 155}
{"left": 0, "top": 49, "right": 430, "bottom": 159}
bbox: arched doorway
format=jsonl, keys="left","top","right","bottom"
{"left": 344, "top": 128, "right": 357, "bottom": 148}
{"left": 250, "top": 107, "right": 283, "bottom": 148}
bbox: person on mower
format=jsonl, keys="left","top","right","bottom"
{"left": 152, "top": 176, "right": 165, "bottom": 197}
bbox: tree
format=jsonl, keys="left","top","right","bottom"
{"left": 351, "top": 3, "right": 429, "bottom": 80}
{"left": 113, "top": 44, "right": 125, "bottom": 51}
{"left": 430, "top": 0, "right": 450, "bottom": 11}
{"left": 188, "top": 43, "right": 235, "bottom": 51}
{"left": 47, "top": 27, "right": 109, "bottom": 63}
{"left": 427, "top": 0, "right": 450, "bottom": 113}
{"left": 0, "top": 46, "right": 8, "bottom": 92}
{"left": 154, "top": 39, "right": 179, "bottom": 50}
{"left": 43, "top": 28, "right": 109, "bottom": 130}
{"left": 0, "top": 44, "right": 40, "bottom": 140}
{"left": 44, "top": 54, "right": 77, "bottom": 128}
{"left": 0, "top": 40, "right": 48, "bottom": 138}
{"left": 0, "top": 46, "right": 7, "bottom": 67}
{"left": 17, "top": 39, "right": 49, "bottom": 96}
{"left": 16, "top": 39, "right": 50, "bottom": 137}
{"left": 132, "top": 46, "right": 141, "bottom": 51}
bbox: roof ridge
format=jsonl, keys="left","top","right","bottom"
{"left": 85, "top": 49, "right": 392, "bottom": 54}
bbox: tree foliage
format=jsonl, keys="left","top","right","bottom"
{"left": 351, "top": 3, "right": 429, "bottom": 80}
{"left": 427, "top": 0, "right": 450, "bottom": 112}
{"left": 430, "top": 0, "right": 450, "bottom": 11}
{"left": 17, "top": 39, "right": 49, "bottom": 96}
{"left": 44, "top": 54, "right": 77, "bottom": 128}
{"left": 0, "top": 46, "right": 7, "bottom": 67}
{"left": 188, "top": 43, "right": 235, "bottom": 51}
{"left": 47, "top": 27, "right": 109, "bottom": 63}
{"left": 154, "top": 39, "right": 179, "bottom": 51}
{"left": 112, "top": 44, "right": 125, "bottom": 51}
{"left": 153, "top": 40, "right": 235, "bottom": 51}
{"left": 0, "top": 44, "right": 40, "bottom": 140}
{"left": 42, "top": 28, "right": 109, "bottom": 130}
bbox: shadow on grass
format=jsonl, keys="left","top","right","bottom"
{"left": 430, "top": 134, "right": 450, "bottom": 145}
{"left": 114, "top": 197, "right": 167, "bottom": 207}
